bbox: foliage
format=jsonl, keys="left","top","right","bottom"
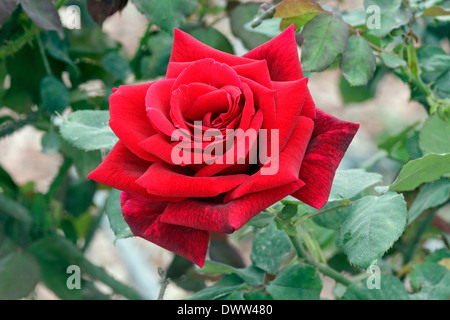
{"left": 0, "top": 0, "right": 449, "bottom": 300}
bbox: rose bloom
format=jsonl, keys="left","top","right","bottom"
{"left": 88, "top": 26, "right": 359, "bottom": 267}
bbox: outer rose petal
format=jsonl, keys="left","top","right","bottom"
{"left": 243, "top": 25, "right": 303, "bottom": 81}
{"left": 121, "top": 192, "right": 209, "bottom": 267}
{"left": 136, "top": 162, "right": 249, "bottom": 198}
{"left": 160, "top": 179, "right": 305, "bottom": 233}
{"left": 87, "top": 142, "right": 151, "bottom": 197}
{"left": 170, "top": 29, "right": 256, "bottom": 66}
{"left": 224, "top": 116, "right": 314, "bottom": 202}
{"left": 292, "top": 109, "right": 359, "bottom": 209}
{"left": 109, "top": 82, "right": 159, "bottom": 162}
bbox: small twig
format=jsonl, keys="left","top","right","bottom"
{"left": 157, "top": 267, "right": 171, "bottom": 300}
{"left": 289, "top": 234, "right": 353, "bottom": 286}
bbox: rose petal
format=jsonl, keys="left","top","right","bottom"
{"left": 172, "top": 58, "right": 241, "bottom": 90}
{"left": 146, "top": 79, "right": 178, "bottom": 137}
{"left": 272, "top": 78, "right": 309, "bottom": 149}
{"left": 243, "top": 25, "right": 303, "bottom": 81}
{"left": 109, "top": 82, "right": 159, "bottom": 161}
{"left": 224, "top": 116, "right": 314, "bottom": 202}
{"left": 160, "top": 179, "right": 305, "bottom": 233}
{"left": 136, "top": 162, "right": 249, "bottom": 198}
{"left": 232, "top": 60, "right": 273, "bottom": 89}
{"left": 121, "top": 192, "right": 209, "bottom": 267}
{"left": 240, "top": 77, "right": 276, "bottom": 129}
{"left": 87, "top": 142, "right": 151, "bottom": 197}
{"left": 292, "top": 109, "right": 359, "bottom": 209}
{"left": 170, "top": 29, "right": 256, "bottom": 66}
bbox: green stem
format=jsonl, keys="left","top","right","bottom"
{"left": 296, "top": 202, "right": 351, "bottom": 225}
{"left": 403, "top": 208, "right": 438, "bottom": 265}
{"left": 81, "top": 208, "right": 105, "bottom": 253}
{"left": 57, "top": 236, "right": 146, "bottom": 300}
{"left": 36, "top": 34, "right": 52, "bottom": 76}
{"left": 288, "top": 234, "right": 353, "bottom": 286}
{"left": 0, "top": 24, "right": 39, "bottom": 60}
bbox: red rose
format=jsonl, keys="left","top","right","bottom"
{"left": 88, "top": 25, "right": 359, "bottom": 267}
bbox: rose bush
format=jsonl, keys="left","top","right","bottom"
{"left": 88, "top": 25, "right": 359, "bottom": 267}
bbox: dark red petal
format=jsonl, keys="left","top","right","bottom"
{"left": 135, "top": 162, "right": 249, "bottom": 198}
{"left": 109, "top": 82, "right": 159, "bottom": 161}
{"left": 243, "top": 25, "right": 303, "bottom": 81}
{"left": 292, "top": 109, "right": 359, "bottom": 209}
{"left": 160, "top": 179, "right": 305, "bottom": 233}
{"left": 121, "top": 192, "right": 209, "bottom": 267}
{"left": 224, "top": 116, "right": 314, "bottom": 202}
{"left": 272, "top": 78, "right": 309, "bottom": 149}
{"left": 170, "top": 29, "right": 255, "bottom": 66}
{"left": 87, "top": 142, "right": 151, "bottom": 197}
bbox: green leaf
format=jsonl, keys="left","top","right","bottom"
{"left": 27, "top": 237, "right": 84, "bottom": 300}
{"left": 40, "top": 76, "right": 70, "bottom": 113}
{"left": 0, "top": 193, "right": 33, "bottom": 224}
{"left": 132, "top": 0, "right": 198, "bottom": 34}
{"left": 266, "top": 264, "right": 322, "bottom": 300}
{"left": 338, "top": 192, "right": 407, "bottom": 269}
{"left": 20, "top": 0, "right": 64, "bottom": 38}
{"left": 188, "top": 274, "right": 245, "bottom": 300}
{"left": 102, "top": 51, "right": 132, "bottom": 81}
{"left": 250, "top": 224, "right": 291, "bottom": 274}
{"left": 65, "top": 178, "right": 96, "bottom": 217}
{"left": 408, "top": 178, "right": 450, "bottom": 224}
{"left": 273, "top": 0, "right": 325, "bottom": 31}
{"left": 188, "top": 27, "right": 234, "bottom": 54}
{"left": 229, "top": 3, "right": 271, "bottom": 50}
{"left": 364, "top": 0, "right": 411, "bottom": 37}
{"left": 243, "top": 18, "right": 282, "bottom": 38}
{"left": 139, "top": 32, "right": 173, "bottom": 79}
{"left": 300, "top": 13, "right": 350, "bottom": 72}
{"left": 0, "top": 164, "right": 18, "bottom": 198}
{"left": 312, "top": 202, "right": 349, "bottom": 230}
{"left": 424, "top": 248, "right": 450, "bottom": 264}
{"left": 278, "top": 204, "right": 298, "bottom": 221}
{"left": 343, "top": 274, "right": 409, "bottom": 300}
{"left": 106, "top": 189, "right": 133, "bottom": 241}
{"left": 419, "top": 113, "right": 450, "bottom": 154}
{"left": 340, "top": 35, "right": 376, "bottom": 86}
{"left": 0, "top": 0, "right": 17, "bottom": 27}
{"left": 417, "top": 46, "right": 450, "bottom": 74}
{"left": 41, "top": 131, "right": 61, "bottom": 155}
{"left": 246, "top": 211, "right": 274, "bottom": 228}
{"left": 390, "top": 153, "right": 450, "bottom": 191}
{"left": 422, "top": 5, "right": 450, "bottom": 17}
{"left": 0, "top": 249, "right": 41, "bottom": 299}
{"left": 381, "top": 52, "right": 407, "bottom": 69}
{"left": 410, "top": 263, "right": 450, "bottom": 300}
{"left": 328, "top": 169, "right": 383, "bottom": 201}
{"left": 60, "top": 110, "right": 118, "bottom": 151}
{"left": 42, "top": 31, "right": 78, "bottom": 75}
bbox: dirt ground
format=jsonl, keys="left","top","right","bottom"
{"left": 0, "top": 0, "right": 429, "bottom": 300}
